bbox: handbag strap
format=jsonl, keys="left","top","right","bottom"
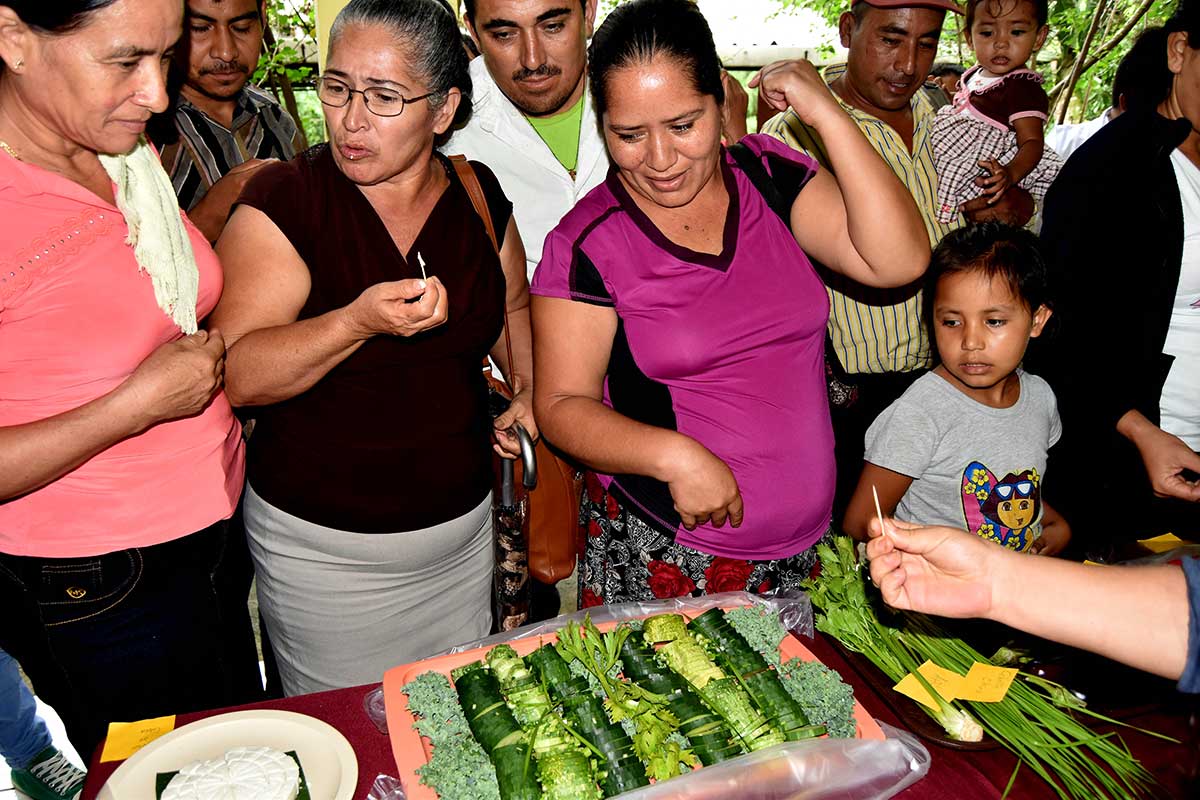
{"left": 727, "top": 141, "right": 804, "bottom": 223}
{"left": 450, "top": 154, "right": 515, "bottom": 386}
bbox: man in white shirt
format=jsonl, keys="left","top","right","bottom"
{"left": 445, "top": 0, "right": 609, "bottom": 280}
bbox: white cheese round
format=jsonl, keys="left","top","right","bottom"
{"left": 162, "top": 746, "right": 300, "bottom": 800}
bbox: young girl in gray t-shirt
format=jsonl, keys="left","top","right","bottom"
{"left": 843, "top": 223, "right": 1071, "bottom": 555}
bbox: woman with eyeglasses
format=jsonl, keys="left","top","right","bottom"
{"left": 211, "top": 0, "right": 535, "bottom": 695}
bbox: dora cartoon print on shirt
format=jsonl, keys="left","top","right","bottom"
{"left": 961, "top": 462, "right": 1042, "bottom": 551}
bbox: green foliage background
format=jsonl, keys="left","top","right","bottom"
{"left": 253, "top": 0, "right": 1177, "bottom": 139}
{"left": 780, "top": 0, "right": 1176, "bottom": 123}
{"left": 256, "top": 0, "right": 325, "bottom": 145}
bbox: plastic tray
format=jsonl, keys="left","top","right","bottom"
{"left": 382, "top": 607, "right": 886, "bottom": 800}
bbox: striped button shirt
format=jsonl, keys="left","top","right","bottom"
{"left": 761, "top": 63, "right": 959, "bottom": 375}
{"left": 158, "top": 84, "right": 304, "bottom": 212}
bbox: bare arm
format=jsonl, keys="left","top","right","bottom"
{"left": 752, "top": 59, "right": 929, "bottom": 288}
{"left": 976, "top": 117, "right": 1045, "bottom": 202}
{"left": 187, "top": 160, "right": 276, "bottom": 242}
{"left": 0, "top": 331, "right": 227, "bottom": 500}
{"left": 489, "top": 218, "right": 538, "bottom": 456}
{"left": 212, "top": 205, "right": 447, "bottom": 407}
{"left": 842, "top": 462, "right": 914, "bottom": 541}
{"left": 532, "top": 295, "right": 742, "bottom": 529}
{"left": 867, "top": 519, "right": 1189, "bottom": 680}
{"left": 1117, "top": 409, "right": 1200, "bottom": 502}
{"left": 721, "top": 70, "right": 750, "bottom": 144}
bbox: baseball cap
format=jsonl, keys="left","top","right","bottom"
{"left": 853, "top": 0, "right": 964, "bottom": 14}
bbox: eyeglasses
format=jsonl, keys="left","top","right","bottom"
{"left": 317, "top": 76, "right": 434, "bottom": 117}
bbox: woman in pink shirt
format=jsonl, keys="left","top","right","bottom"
{"left": 0, "top": 0, "right": 259, "bottom": 759}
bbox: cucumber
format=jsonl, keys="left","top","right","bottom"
{"left": 491, "top": 742, "right": 540, "bottom": 800}
{"left": 689, "top": 610, "right": 820, "bottom": 741}
{"left": 455, "top": 670, "right": 524, "bottom": 755}
{"left": 642, "top": 614, "right": 689, "bottom": 644}
{"left": 485, "top": 646, "right": 603, "bottom": 800}
{"left": 538, "top": 645, "right": 648, "bottom": 797}
{"left": 534, "top": 749, "right": 600, "bottom": 800}
{"left": 697, "top": 677, "right": 784, "bottom": 751}
{"left": 658, "top": 638, "right": 727, "bottom": 690}
{"left": 454, "top": 667, "right": 541, "bottom": 800}
{"left": 527, "top": 645, "right": 590, "bottom": 703}
{"left": 619, "top": 628, "right": 743, "bottom": 767}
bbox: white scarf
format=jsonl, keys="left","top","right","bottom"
{"left": 98, "top": 138, "right": 199, "bottom": 334}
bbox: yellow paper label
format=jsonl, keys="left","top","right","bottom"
{"left": 958, "top": 663, "right": 1018, "bottom": 702}
{"left": 893, "top": 673, "right": 940, "bottom": 710}
{"left": 99, "top": 715, "right": 176, "bottom": 762}
{"left": 917, "top": 660, "right": 965, "bottom": 701}
{"left": 1083, "top": 560, "right": 1104, "bottom": 566}
{"left": 1137, "top": 533, "right": 1186, "bottom": 554}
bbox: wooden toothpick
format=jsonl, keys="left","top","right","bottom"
{"left": 872, "top": 485, "right": 886, "bottom": 537}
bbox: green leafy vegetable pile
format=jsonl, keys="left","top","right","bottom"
{"left": 404, "top": 672, "right": 501, "bottom": 800}
{"left": 402, "top": 605, "right": 860, "bottom": 799}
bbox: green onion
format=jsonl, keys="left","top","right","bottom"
{"left": 804, "top": 535, "right": 1175, "bottom": 800}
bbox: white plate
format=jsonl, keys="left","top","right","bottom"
{"left": 98, "top": 710, "right": 358, "bottom": 800}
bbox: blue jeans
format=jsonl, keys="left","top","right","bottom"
{"left": 0, "top": 520, "right": 263, "bottom": 762}
{"left": 0, "top": 648, "right": 51, "bottom": 770}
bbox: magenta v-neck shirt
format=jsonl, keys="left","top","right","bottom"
{"left": 532, "top": 135, "right": 834, "bottom": 559}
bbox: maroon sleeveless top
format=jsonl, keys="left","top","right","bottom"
{"left": 236, "top": 145, "right": 511, "bottom": 532}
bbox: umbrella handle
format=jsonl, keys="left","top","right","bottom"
{"left": 511, "top": 423, "right": 537, "bottom": 490}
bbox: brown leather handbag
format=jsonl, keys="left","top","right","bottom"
{"left": 451, "top": 155, "right": 582, "bottom": 585}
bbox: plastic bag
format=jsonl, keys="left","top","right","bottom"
{"left": 613, "top": 722, "right": 929, "bottom": 800}
{"left": 363, "top": 686, "right": 388, "bottom": 735}
{"left": 435, "top": 590, "right": 813, "bottom": 656}
{"left": 1114, "top": 545, "right": 1200, "bottom": 566}
{"left": 366, "top": 774, "right": 406, "bottom": 800}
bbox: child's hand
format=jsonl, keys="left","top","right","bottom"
{"left": 960, "top": 186, "right": 1034, "bottom": 225}
{"left": 1029, "top": 502, "right": 1071, "bottom": 556}
{"left": 975, "top": 158, "right": 1013, "bottom": 203}
{"left": 1029, "top": 525, "right": 1069, "bottom": 556}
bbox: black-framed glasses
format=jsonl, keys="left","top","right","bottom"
{"left": 317, "top": 76, "right": 434, "bottom": 117}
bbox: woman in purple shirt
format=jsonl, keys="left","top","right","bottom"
{"left": 531, "top": 0, "right": 929, "bottom": 606}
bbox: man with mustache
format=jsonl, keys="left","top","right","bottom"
{"left": 761, "top": 0, "right": 1034, "bottom": 522}
{"left": 155, "top": 0, "right": 304, "bottom": 241}
{"left": 443, "top": 0, "right": 607, "bottom": 281}
{"left": 442, "top": 0, "right": 607, "bottom": 621}
{"left": 152, "top": 0, "right": 301, "bottom": 699}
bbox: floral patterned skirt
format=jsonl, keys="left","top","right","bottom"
{"left": 578, "top": 473, "right": 826, "bottom": 608}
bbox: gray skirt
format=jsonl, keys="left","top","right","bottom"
{"left": 244, "top": 484, "right": 493, "bottom": 696}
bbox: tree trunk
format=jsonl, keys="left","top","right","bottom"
{"left": 1056, "top": 0, "right": 1112, "bottom": 124}
{"left": 1046, "top": 0, "right": 1159, "bottom": 104}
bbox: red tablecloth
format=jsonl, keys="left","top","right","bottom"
{"left": 83, "top": 633, "right": 1196, "bottom": 799}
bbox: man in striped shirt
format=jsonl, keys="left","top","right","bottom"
{"left": 154, "top": 0, "right": 304, "bottom": 242}
{"left": 762, "top": 0, "right": 1033, "bottom": 518}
